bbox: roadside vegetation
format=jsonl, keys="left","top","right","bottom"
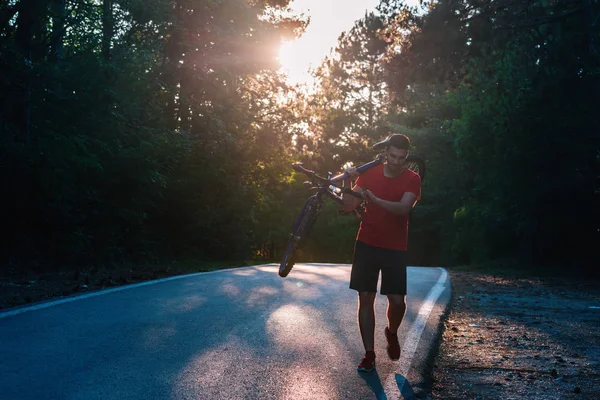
{"left": 1, "top": 0, "right": 598, "bottom": 293}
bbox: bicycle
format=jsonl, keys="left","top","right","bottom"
{"left": 278, "top": 145, "right": 426, "bottom": 278}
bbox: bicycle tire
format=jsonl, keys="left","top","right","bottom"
{"left": 278, "top": 197, "right": 321, "bottom": 277}
{"left": 405, "top": 154, "right": 426, "bottom": 181}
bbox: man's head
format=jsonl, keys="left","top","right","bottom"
{"left": 383, "top": 133, "right": 410, "bottom": 151}
{"left": 380, "top": 133, "right": 410, "bottom": 174}
{"left": 372, "top": 133, "right": 411, "bottom": 152}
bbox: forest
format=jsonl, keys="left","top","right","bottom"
{"left": 1, "top": 0, "right": 598, "bottom": 277}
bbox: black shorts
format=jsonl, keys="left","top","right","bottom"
{"left": 349, "top": 240, "right": 407, "bottom": 295}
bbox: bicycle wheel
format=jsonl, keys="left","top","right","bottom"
{"left": 405, "top": 154, "right": 426, "bottom": 181}
{"left": 279, "top": 196, "right": 321, "bottom": 277}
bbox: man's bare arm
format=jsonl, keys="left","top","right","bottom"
{"left": 342, "top": 184, "right": 364, "bottom": 212}
{"left": 341, "top": 166, "right": 363, "bottom": 212}
{"left": 363, "top": 190, "right": 418, "bottom": 216}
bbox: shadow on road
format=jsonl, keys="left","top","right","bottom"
{"left": 358, "top": 369, "right": 387, "bottom": 400}
{"left": 358, "top": 370, "right": 416, "bottom": 400}
{"left": 395, "top": 374, "right": 417, "bottom": 399}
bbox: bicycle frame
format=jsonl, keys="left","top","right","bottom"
{"left": 328, "top": 153, "right": 384, "bottom": 185}
{"left": 288, "top": 154, "right": 385, "bottom": 234}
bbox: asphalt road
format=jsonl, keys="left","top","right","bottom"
{"left": 0, "top": 263, "right": 450, "bottom": 400}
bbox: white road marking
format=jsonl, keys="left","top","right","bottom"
{"left": 384, "top": 267, "right": 449, "bottom": 397}
{"left": 0, "top": 264, "right": 269, "bottom": 319}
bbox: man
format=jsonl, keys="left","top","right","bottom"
{"left": 342, "top": 133, "right": 421, "bottom": 372}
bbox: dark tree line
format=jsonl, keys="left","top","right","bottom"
{"left": 1, "top": 0, "right": 598, "bottom": 276}
{"left": 1, "top": 0, "right": 307, "bottom": 270}
{"left": 298, "top": 0, "right": 599, "bottom": 274}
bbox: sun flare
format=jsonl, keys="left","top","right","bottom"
{"left": 277, "top": 0, "right": 422, "bottom": 85}
{"left": 278, "top": 39, "right": 315, "bottom": 86}
{"left": 276, "top": 0, "right": 381, "bottom": 85}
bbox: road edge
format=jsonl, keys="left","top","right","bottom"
{"left": 402, "top": 267, "right": 453, "bottom": 399}
{"left": 0, "top": 263, "right": 279, "bottom": 319}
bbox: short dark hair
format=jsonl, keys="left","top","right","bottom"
{"left": 385, "top": 133, "right": 410, "bottom": 151}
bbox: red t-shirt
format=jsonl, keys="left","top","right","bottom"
{"left": 355, "top": 164, "right": 421, "bottom": 251}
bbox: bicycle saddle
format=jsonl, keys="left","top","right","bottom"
{"left": 372, "top": 135, "right": 391, "bottom": 151}
{"left": 372, "top": 133, "right": 407, "bottom": 151}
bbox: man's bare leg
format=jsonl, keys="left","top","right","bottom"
{"left": 386, "top": 294, "right": 406, "bottom": 334}
{"left": 358, "top": 292, "right": 377, "bottom": 351}
{"left": 383, "top": 294, "right": 405, "bottom": 360}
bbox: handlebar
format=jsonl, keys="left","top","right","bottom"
{"left": 292, "top": 163, "right": 364, "bottom": 199}
{"left": 292, "top": 162, "right": 319, "bottom": 178}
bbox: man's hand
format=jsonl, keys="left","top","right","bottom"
{"left": 362, "top": 189, "right": 378, "bottom": 204}
{"left": 346, "top": 166, "right": 359, "bottom": 180}
{"left": 343, "top": 167, "right": 359, "bottom": 187}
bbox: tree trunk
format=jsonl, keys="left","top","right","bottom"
{"left": 102, "top": 0, "right": 113, "bottom": 60}
{"left": 49, "top": 0, "right": 65, "bottom": 63}
{"left": 14, "top": 0, "right": 48, "bottom": 144}
{"left": 162, "top": 1, "right": 183, "bottom": 130}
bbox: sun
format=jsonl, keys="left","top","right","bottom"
{"left": 276, "top": 0, "right": 421, "bottom": 85}
{"left": 278, "top": 40, "right": 315, "bottom": 86}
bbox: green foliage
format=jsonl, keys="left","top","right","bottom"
{"left": 302, "top": 201, "right": 360, "bottom": 263}
{"left": 303, "top": 12, "right": 391, "bottom": 171}
{"left": 0, "top": 0, "right": 306, "bottom": 271}
{"left": 377, "top": 0, "right": 600, "bottom": 272}
{"left": 1, "top": 0, "right": 598, "bottom": 278}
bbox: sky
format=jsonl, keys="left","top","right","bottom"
{"left": 278, "top": 0, "right": 421, "bottom": 85}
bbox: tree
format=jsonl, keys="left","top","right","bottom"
{"left": 0, "top": 0, "right": 309, "bottom": 270}
{"left": 375, "top": 0, "right": 600, "bottom": 271}
{"left": 303, "top": 12, "right": 391, "bottom": 174}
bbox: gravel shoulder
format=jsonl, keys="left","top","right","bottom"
{"left": 430, "top": 269, "right": 600, "bottom": 400}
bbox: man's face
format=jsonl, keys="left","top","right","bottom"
{"left": 385, "top": 145, "right": 408, "bottom": 173}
